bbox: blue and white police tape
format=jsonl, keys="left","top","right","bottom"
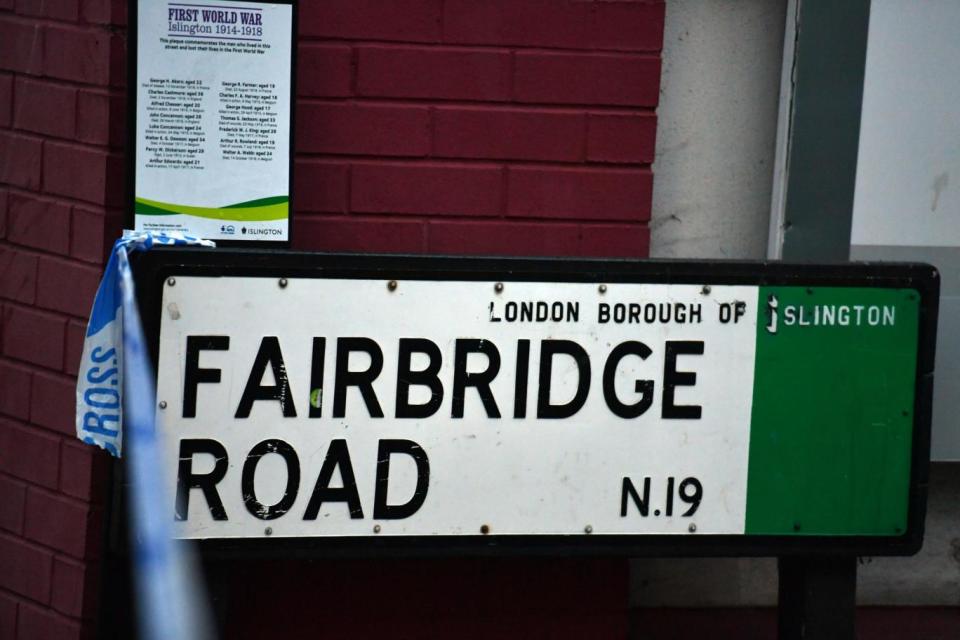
{"left": 75, "top": 230, "right": 214, "bottom": 456}
{"left": 116, "top": 240, "right": 214, "bottom": 640}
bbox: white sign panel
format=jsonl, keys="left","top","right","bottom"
{"left": 134, "top": 0, "right": 293, "bottom": 242}
{"left": 157, "top": 277, "right": 759, "bottom": 539}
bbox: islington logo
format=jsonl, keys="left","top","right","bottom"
{"left": 241, "top": 227, "right": 283, "bottom": 236}
{"left": 766, "top": 295, "right": 779, "bottom": 334}
{"left": 766, "top": 292, "right": 897, "bottom": 333}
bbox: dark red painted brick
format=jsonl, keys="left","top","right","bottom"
{"left": 103, "top": 207, "right": 123, "bottom": 240}
{"left": 351, "top": 162, "right": 503, "bottom": 216}
{"left": 590, "top": 1, "right": 665, "bottom": 52}
{"left": 514, "top": 52, "right": 660, "bottom": 107}
{"left": 357, "top": 45, "right": 510, "bottom": 101}
{"left": 0, "top": 17, "right": 44, "bottom": 75}
{"left": 0, "top": 474, "right": 26, "bottom": 534}
{"left": 0, "top": 419, "right": 60, "bottom": 488}
{"left": 0, "top": 245, "right": 39, "bottom": 304}
{"left": 293, "top": 160, "right": 349, "bottom": 213}
{"left": 300, "top": 0, "right": 442, "bottom": 43}
{"left": 43, "top": 142, "right": 113, "bottom": 205}
{"left": 0, "top": 359, "right": 32, "bottom": 420}
{"left": 36, "top": 257, "right": 100, "bottom": 318}
{"left": 0, "top": 73, "right": 12, "bottom": 127}
{"left": 293, "top": 216, "right": 425, "bottom": 254}
{"left": 579, "top": 223, "right": 650, "bottom": 258}
{"left": 75, "top": 90, "right": 110, "bottom": 144}
{"left": 0, "top": 131, "right": 43, "bottom": 190}
{"left": 0, "top": 593, "right": 15, "bottom": 640}
{"left": 298, "top": 44, "right": 353, "bottom": 98}
{"left": 110, "top": 92, "right": 126, "bottom": 144}
{"left": 507, "top": 166, "right": 653, "bottom": 221}
{"left": 44, "top": 24, "right": 110, "bottom": 85}
{"left": 64, "top": 319, "right": 86, "bottom": 376}
{"left": 434, "top": 107, "right": 585, "bottom": 162}
{"left": 25, "top": 488, "right": 91, "bottom": 558}
{"left": 443, "top": 0, "right": 589, "bottom": 50}
{"left": 107, "top": 30, "right": 125, "bottom": 88}
{"left": 8, "top": 193, "right": 71, "bottom": 254}
{"left": 16, "top": 603, "right": 81, "bottom": 640}
{"left": 0, "top": 189, "right": 7, "bottom": 239}
{"left": 60, "top": 440, "right": 104, "bottom": 502}
{"left": 15, "top": 0, "right": 80, "bottom": 21}
{"left": 82, "top": 0, "right": 126, "bottom": 26}
{"left": 70, "top": 207, "right": 105, "bottom": 264}
{"left": 0, "top": 532, "right": 53, "bottom": 603}
{"left": 297, "top": 102, "right": 430, "bottom": 157}
{"left": 427, "top": 220, "right": 581, "bottom": 257}
{"left": 1, "top": 305, "right": 65, "bottom": 370}
{"left": 587, "top": 112, "right": 657, "bottom": 164}
{"left": 51, "top": 557, "right": 87, "bottom": 618}
{"left": 30, "top": 372, "right": 75, "bottom": 436}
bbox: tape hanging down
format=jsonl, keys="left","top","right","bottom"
{"left": 75, "top": 230, "right": 215, "bottom": 456}
{"left": 117, "top": 238, "right": 215, "bottom": 640}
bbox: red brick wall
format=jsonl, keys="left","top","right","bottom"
{"left": 0, "top": 1, "right": 664, "bottom": 638}
{"left": 0, "top": 0, "right": 126, "bottom": 638}
{"left": 292, "top": 0, "right": 661, "bottom": 257}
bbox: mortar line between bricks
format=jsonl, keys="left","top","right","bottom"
{"left": 3, "top": 70, "right": 122, "bottom": 93}
{"left": 10, "top": 128, "right": 79, "bottom": 145}
{"left": 298, "top": 36, "right": 664, "bottom": 56}
{"left": 0, "top": 585, "right": 51, "bottom": 610}
{"left": 3, "top": 237, "right": 105, "bottom": 264}
{"left": 0, "top": 529, "right": 63, "bottom": 556}
{"left": 8, "top": 74, "right": 119, "bottom": 95}
{"left": 295, "top": 214, "right": 652, "bottom": 226}
{"left": 295, "top": 154, "right": 654, "bottom": 170}
{"left": 0, "top": 298, "right": 80, "bottom": 319}
{"left": 4, "top": 185, "right": 115, "bottom": 214}
{"left": 298, "top": 96, "right": 658, "bottom": 114}
{"left": 35, "top": 137, "right": 120, "bottom": 155}
{"left": 0, "top": 240, "right": 106, "bottom": 274}
{"left": 0, "top": 12, "right": 119, "bottom": 30}
{"left": 0, "top": 469, "right": 36, "bottom": 487}
{"left": 23, "top": 482, "right": 95, "bottom": 510}
{"left": 2, "top": 299, "right": 91, "bottom": 330}
{"left": 4, "top": 417, "right": 65, "bottom": 438}
{"left": 493, "top": 216, "right": 653, "bottom": 225}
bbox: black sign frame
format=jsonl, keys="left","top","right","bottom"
{"left": 129, "top": 248, "right": 939, "bottom": 558}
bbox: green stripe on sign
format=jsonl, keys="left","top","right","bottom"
{"left": 745, "top": 287, "right": 919, "bottom": 536}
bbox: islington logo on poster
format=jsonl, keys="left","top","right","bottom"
{"left": 147, "top": 266, "right": 933, "bottom": 547}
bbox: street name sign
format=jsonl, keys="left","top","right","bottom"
{"left": 133, "top": 251, "right": 938, "bottom": 556}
